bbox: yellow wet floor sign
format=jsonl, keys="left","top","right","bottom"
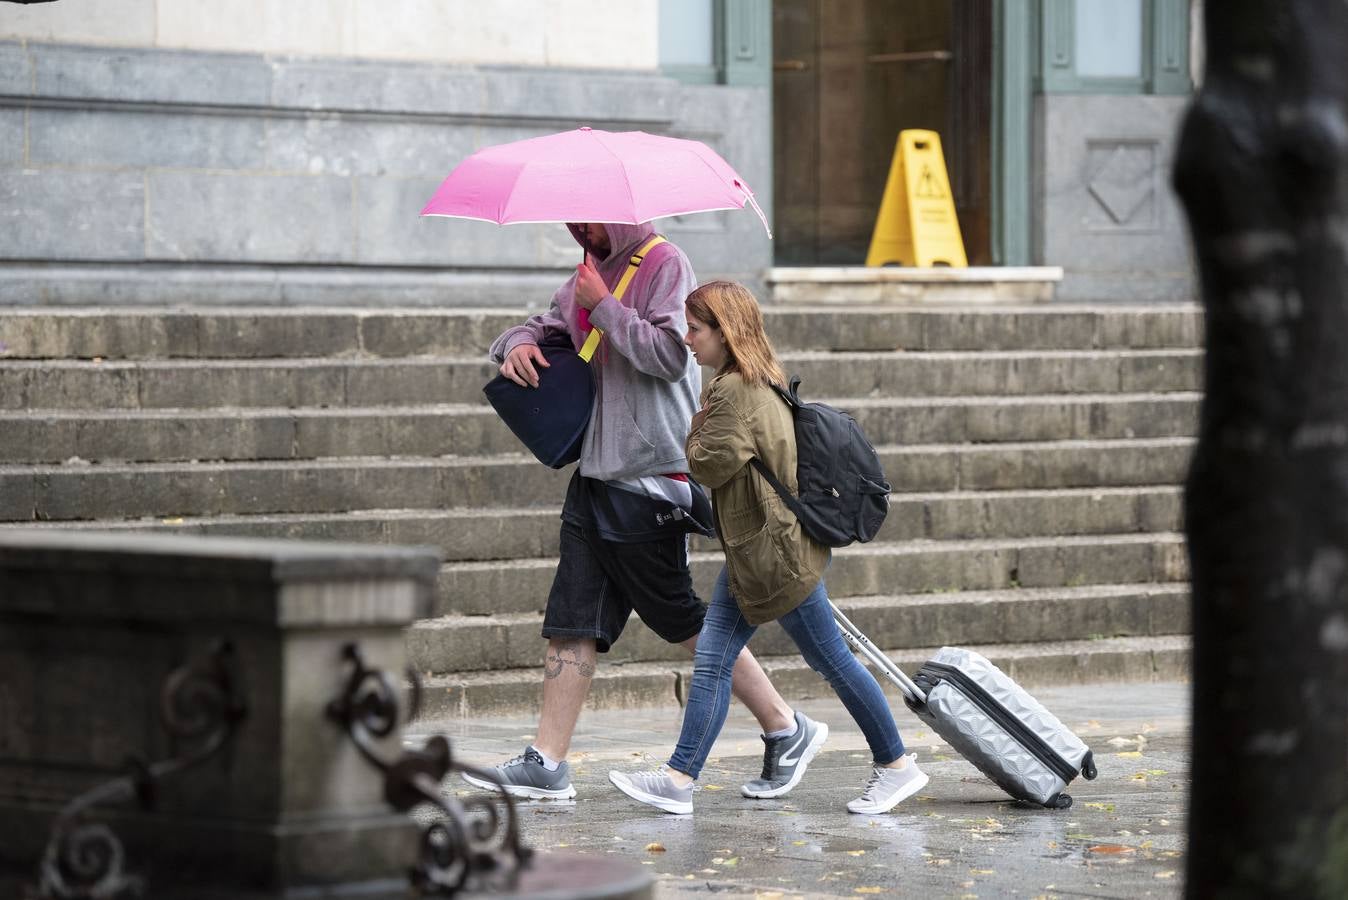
{"left": 866, "top": 129, "right": 967, "bottom": 268}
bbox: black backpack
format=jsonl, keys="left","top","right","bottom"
{"left": 750, "top": 376, "right": 891, "bottom": 548}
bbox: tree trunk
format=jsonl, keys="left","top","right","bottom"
{"left": 1173, "top": 2, "right": 1348, "bottom": 897}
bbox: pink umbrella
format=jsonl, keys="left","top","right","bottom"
{"left": 420, "top": 126, "right": 771, "bottom": 237}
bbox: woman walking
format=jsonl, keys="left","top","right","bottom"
{"left": 608, "top": 281, "right": 928, "bottom": 815}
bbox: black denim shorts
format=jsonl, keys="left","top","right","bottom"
{"left": 543, "top": 521, "right": 706, "bottom": 652}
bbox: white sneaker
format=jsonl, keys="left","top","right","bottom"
{"left": 846, "top": 754, "right": 929, "bottom": 814}
{"left": 608, "top": 767, "right": 694, "bottom": 815}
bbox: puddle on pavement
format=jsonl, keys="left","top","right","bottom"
{"left": 821, "top": 838, "right": 883, "bottom": 854}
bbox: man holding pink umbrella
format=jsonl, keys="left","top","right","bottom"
{"left": 461, "top": 219, "right": 826, "bottom": 802}
{"left": 423, "top": 128, "right": 811, "bottom": 800}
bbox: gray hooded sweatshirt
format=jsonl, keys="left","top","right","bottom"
{"left": 488, "top": 222, "right": 700, "bottom": 481}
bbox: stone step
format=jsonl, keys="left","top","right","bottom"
{"left": 844, "top": 392, "right": 1199, "bottom": 445}
{"left": 407, "top": 583, "right": 1190, "bottom": 675}
{"left": 415, "top": 633, "right": 1192, "bottom": 719}
{"left": 0, "top": 349, "right": 1203, "bottom": 410}
{"left": 8, "top": 486, "right": 1182, "bottom": 562}
{"left": 0, "top": 403, "right": 500, "bottom": 463}
{"left": 0, "top": 393, "right": 1200, "bottom": 464}
{"left": 781, "top": 349, "right": 1201, "bottom": 398}
{"left": 436, "top": 532, "right": 1189, "bottom": 617}
{"left": 0, "top": 356, "right": 498, "bottom": 410}
{"left": 0, "top": 308, "right": 523, "bottom": 360}
{"left": 0, "top": 439, "right": 1194, "bottom": 522}
{"left": 0, "top": 305, "right": 1202, "bottom": 359}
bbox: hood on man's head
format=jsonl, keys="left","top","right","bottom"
{"left": 567, "top": 221, "right": 657, "bottom": 262}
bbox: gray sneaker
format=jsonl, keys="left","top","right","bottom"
{"left": 846, "top": 754, "right": 929, "bottom": 814}
{"left": 461, "top": 746, "right": 576, "bottom": 800}
{"left": 608, "top": 767, "right": 694, "bottom": 815}
{"left": 741, "top": 711, "right": 829, "bottom": 799}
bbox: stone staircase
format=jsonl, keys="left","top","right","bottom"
{"left": 0, "top": 304, "right": 1201, "bottom": 718}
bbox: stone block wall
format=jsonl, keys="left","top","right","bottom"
{"left": 0, "top": 0, "right": 660, "bottom": 69}
{"left": 1033, "top": 93, "right": 1196, "bottom": 303}
{"left": 0, "top": 39, "right": 771, "bottom": 306}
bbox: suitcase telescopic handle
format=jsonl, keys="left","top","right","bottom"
{"left": 830, "top": 600, "right": 927, "bottom": 705}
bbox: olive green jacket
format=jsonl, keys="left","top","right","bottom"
{"left": 686, "top": 370, "right": 830, "bottom": 624}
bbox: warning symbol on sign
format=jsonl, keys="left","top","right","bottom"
{"left": 915, "top": 165, "right": 944, "bottom": 199}
{"left": 866, "top": 129, "right": 967, "bottom": 268}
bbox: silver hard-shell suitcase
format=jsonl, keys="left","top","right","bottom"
{"left": 831, "top": 602, "right": 1098, "bottom": 808}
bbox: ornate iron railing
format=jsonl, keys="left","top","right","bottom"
{"left": 37, "top": 641, "right": 247, "bottom": 900}
{"left": 326, "top": 643, "right": 534, "bottom": 896}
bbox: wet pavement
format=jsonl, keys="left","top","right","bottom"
{"left": 410, "top": 681, "right": 1190, "bottom": 899}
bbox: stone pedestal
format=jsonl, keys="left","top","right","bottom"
{"left": 0, "top": 530, "right": 438, "bottom": 896}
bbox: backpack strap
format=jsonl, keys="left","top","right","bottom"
{"left": 577, "top": 235, "right": 668, "bottom": 363}
{"left": 749, "top": 374, "right": 809, "bottom": 521}
{"left": 750, "top": 457, "right": 811, "bottom": 524}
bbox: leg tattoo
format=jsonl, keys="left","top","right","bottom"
{"left": 544, "top": 641, "right": 595, "bottom": 679}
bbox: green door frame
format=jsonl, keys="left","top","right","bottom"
{"left": 992, "top": 0, "right": 1036, "bottom": 266}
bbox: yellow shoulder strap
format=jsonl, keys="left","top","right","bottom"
{"left": 577, "top": 235, "right": 668, "bottom": 363}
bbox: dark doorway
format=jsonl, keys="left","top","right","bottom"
{"left": 772, "top": 0, "right": 992, "bottom": 265}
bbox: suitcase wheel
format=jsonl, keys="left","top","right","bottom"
{"left": 1081, "top": 751, "right": 1098, "bottom": 780}
{"left": 1046, "top": 793, "right": 1073, "bottom": 810}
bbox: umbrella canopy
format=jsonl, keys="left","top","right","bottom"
{"left": 420, "top": 127, "right": 771, "bottom": 236}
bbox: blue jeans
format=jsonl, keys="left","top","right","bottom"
{"left": 668, "top": 568, "right": 906, "bottom": 779}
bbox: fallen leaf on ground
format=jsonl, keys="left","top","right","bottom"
{"left": 703, "top": 784, "right": 724, "bottom": 791}
{"left": 1156, "top": 870, "right": 1177, "bottom": 879}
{"left": 1117, "top": 751, "right": 1143, "bottom": 758}
{"left": 855, "top": 888, "right": 884, "bottom": 894}
{"left": 1084, "top": 802, "right": 1116, "bottom": 812}
{"left": 645, "top": 843, "right": 665, "bottom": 852}
{"left": 846, "top": 850, "right": 865, "bottom": 857}
{"left": 1087, "top": 844, "right": 1135, "bottom": 854}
